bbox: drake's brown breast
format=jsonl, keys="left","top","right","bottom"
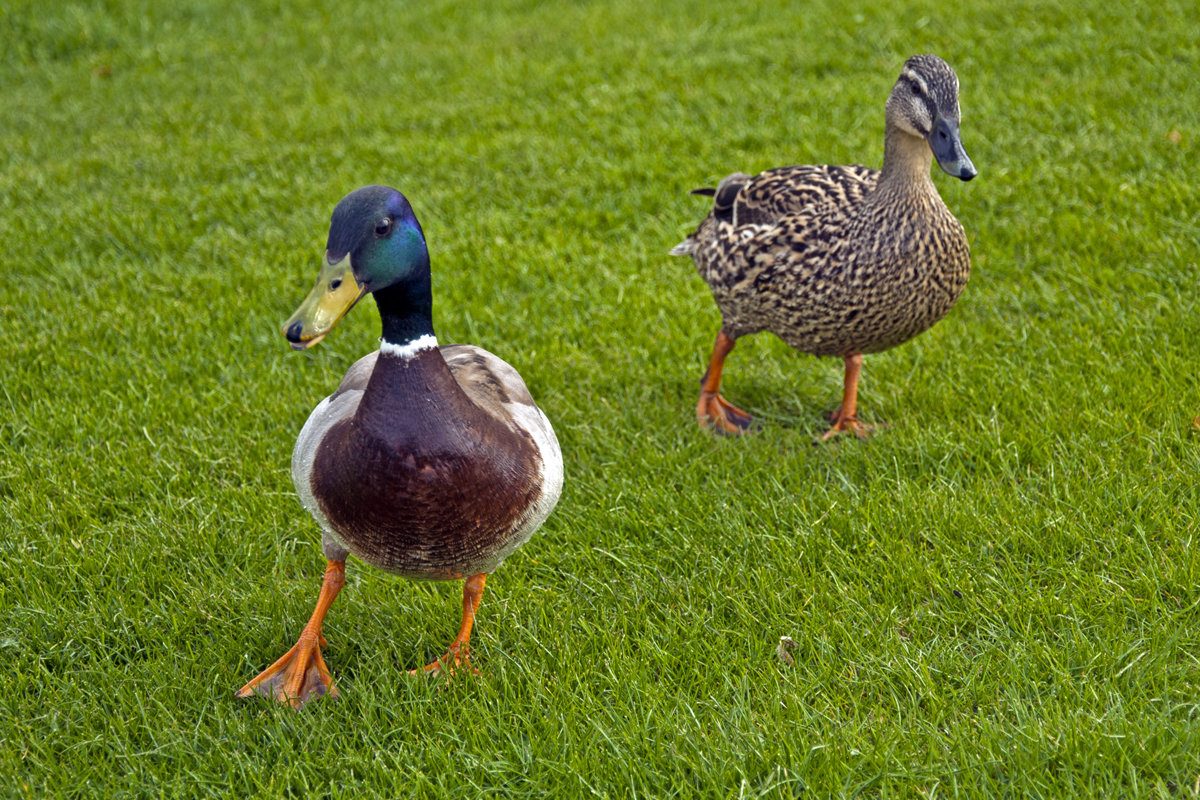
{"left": 312, "top": 416, "right": 540, "bottom": 579}
{"left": 310, "top": 350, "right": 543, "bottom": 580}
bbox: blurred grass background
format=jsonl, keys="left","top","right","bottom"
{"left": 1, "top": 0, "right": 1198, "bottom": 796}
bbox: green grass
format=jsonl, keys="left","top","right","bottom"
{"left": 2, "top": 0, "right": 1199, "bottom": 796}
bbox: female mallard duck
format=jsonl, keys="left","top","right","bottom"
{"left": 671, "top": 54, "right": 977, "bottom": 439}
{"left": 237, "top": 185, "right": 563, "bottom": 709}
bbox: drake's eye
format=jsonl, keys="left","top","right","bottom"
{"left": 374, "top": 217, "right": 393, "bottom": 237}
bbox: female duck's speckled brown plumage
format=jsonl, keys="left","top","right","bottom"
{"left": 672, "top": 54, "right": 977, "bottom": 438}
{"left": 237, "top": 186, "right": 562, "bottom": 709}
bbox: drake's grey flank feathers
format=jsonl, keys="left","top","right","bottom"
{"left": 237, "top": 185, "right": 563, "bottom": 709}
{"left": 673, "top": 54, "right": 977, "bottom": 439}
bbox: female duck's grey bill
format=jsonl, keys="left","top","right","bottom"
{"left": 928, "top": 115, "right": 978, "bottom": 181}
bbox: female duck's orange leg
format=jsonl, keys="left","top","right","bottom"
{"left": 697, "top": 330, "right": 754, "bottom": 434}
{"left": 823, "top": 353, "right": 872, "bottom": 440}
{"left": 412, "top": 573, "right": 488, "bottom": 676}
{"left": 236, "top": 559, "right": 346, "bottom": 709}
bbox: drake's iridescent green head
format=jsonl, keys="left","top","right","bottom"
{"left": 283, "top": 185, "right": 431, "bottom": 350}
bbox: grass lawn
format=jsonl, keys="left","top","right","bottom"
{"left": 2, "top": 0, "right": 1199, "bottom": 796}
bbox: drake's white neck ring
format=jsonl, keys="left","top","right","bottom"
{"left": 379, "top": 333, "right": 438, "bottom": 359}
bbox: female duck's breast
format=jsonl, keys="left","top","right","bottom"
{"left": 310, "top": 417, "right": 543, "bottom": 580}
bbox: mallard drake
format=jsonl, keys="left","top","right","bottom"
{"left": 237, "top": 185, "right": 563, "bottom": 709}
{"left": 671, "top": 54, "right": 977, "bottom": 439}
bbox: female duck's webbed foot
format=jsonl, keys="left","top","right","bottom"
{"left": 698, "top": 391, "right": 755, "bottom": 434}
{"left": 236, "top": 560, "right": 346, "bottom": 709}
{"left": 821, "top": 354, "right": 873, "bottom": 441}
{"left": 696, "top": 330, "right": 755, "bottom": 435}
{"left": 411, "top": 573, "right": 488, "bottom": 677}
{"left": 824, "top": 406, "right": 873, "bottom": 440}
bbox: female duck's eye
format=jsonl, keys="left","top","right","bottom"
{"left": 910, "top": 80, "right": 921, "bottom": 95}
{"left": 374, "top": 217, "right": 393, "bottom": 237}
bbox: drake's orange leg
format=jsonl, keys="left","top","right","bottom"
{"left": 697, "top": 330, "right": 754, "bottom": 434}
{"left": 412, "top": 573, "right": 488, "bottom": 676}
{"left": 823, "top": 354, "right": 872, "bottom": 440}
{"left": 236, "top": 560, "right": 346, "bottom": 709}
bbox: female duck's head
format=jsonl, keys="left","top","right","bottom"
{"left": 885, "top": 54, "right": 977, "bottom": 182}
{"left": 283, "top": 186, "right": 431, "bottom": 350}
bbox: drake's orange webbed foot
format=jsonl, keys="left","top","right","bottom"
{"left": 410, "top": 641, "right": 478, "bottom": 677}
{"left": 236, "top": 560, "right": 345, "bottom": 710}
{"left": 235, "top": 632, "right": 339, "bottom": 707}
{"left": 410, "top": 573, "right": 488, "bottom": 678}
